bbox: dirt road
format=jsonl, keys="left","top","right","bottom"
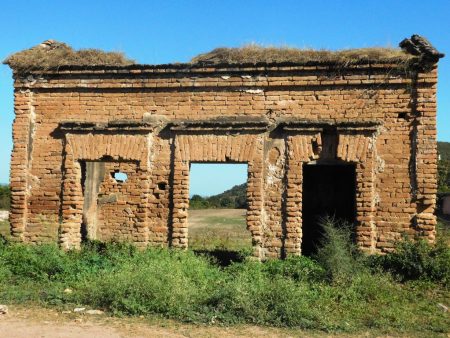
{"left": 0, "top": 306, "right": 315, "bottom": 338}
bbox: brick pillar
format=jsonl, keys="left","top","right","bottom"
{"left": 9, "top": 90, "right": 34, "bottom": 240}
{"left": 355, "top": 158, "right": 376, "bottom": 252}
{"left": 59, "top": 142, "right": 83, "bottom": 249}
{"left": 134, "top": 169, "right": 150, "bottom": 248}
{"left": 283, "top": 155, "right": 303, "bottom": 256}
{"left": 337, "top": 132, "right": 377, "bottom": 252}
{"left": 412, "top": 67, "right": 438, "bottom": 242}
{"left": 247, "top": 158, "right": 264, "bottom": 259}
{"left": 170, "top": 158, "right": 189, "bottom": 248}
{"left": 284, "top": 133, "right": 320, "bottom": 256}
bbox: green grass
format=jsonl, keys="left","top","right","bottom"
{"left": 189, "top": 215, "right": 251, "bottom": 251}
{"left": 189, "top": 209, "right": 252, "bottom": 252}
{"left": 0, "top": 220, "right": 448, "bottom": 335}
{"left": 202, "top": 215, "right": 246, "bottom": 226}
{"left": 0, "top": 220, "right": 9, "bottom": 239}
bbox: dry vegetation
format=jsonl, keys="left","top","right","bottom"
{"left": 3, "top": 40, "right": 135, "bottom": 73}
{"left": 188, "top": 209, "right": 250, "bottom": 251}
{"left": 5, "top": 41, "right": 415, "bottom": 75}
{"left": 191, "top": 44, "right": 414, "bottom": 65}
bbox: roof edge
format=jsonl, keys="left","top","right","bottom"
{"left": 5, "top": 34, "right": 443, "bottom": 76}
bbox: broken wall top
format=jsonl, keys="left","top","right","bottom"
{"left": 4, "top": 35, "right": 444, "bottom": 76}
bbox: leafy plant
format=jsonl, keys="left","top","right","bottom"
{"left": 369, "top": 237, "right": 450, "bottom": 285}
{"left": 314, "top": 217, "right": 362, "bottom": 283}
{"left": 0, "top": 231, "right": 448, "bottom": 333}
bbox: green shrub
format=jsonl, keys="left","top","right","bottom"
{"left": 0, "top": 235, "right": 448, "bottom": 333}
{"left": 75, "top": 249, "right": 221, "bottom": 321}
{"left": 262, "top": 256, "right": 326, "bottom": 282}
{"left": 206, "top": 262, "right": 325, "bottom": 328}
{"left": 314, "top": 217, "right": 363, "bottom": 283}
{"left": 0, "top": 243, "right": 70, "bottom": 281}
{"left": 369, "top": 237, "right": 450, "bottom": 285}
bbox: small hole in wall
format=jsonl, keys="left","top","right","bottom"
{"left": 398, "top": 112, "right": 408, "bottom": 120}
{"left": 157, "top": 182, "right": 167, "bottom": 190}
{"left": 112, "top": 171, "right": 128, "bottom": 183}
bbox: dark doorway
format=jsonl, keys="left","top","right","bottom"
{"left": 302, "top": 163, "right": 356, "bottom": 255}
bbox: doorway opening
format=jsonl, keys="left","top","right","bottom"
{"left": 188, "top": 163, "right": 250, "bottom": 265}
{"left": 301, "top": 163, "right": 356, "bottom": 256}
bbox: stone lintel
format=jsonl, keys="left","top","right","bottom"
{"left": 59, "top": 120, "right": 160, "bottom": 133}
{"left": 279, "top": 118, "right": 382, "bottom": 133}
{"left": 169, "top": 116, "right": 271, "bottom": 132}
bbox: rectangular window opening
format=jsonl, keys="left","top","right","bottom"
{"left": 188, "top": 163, "right": 251, "bottom": 265}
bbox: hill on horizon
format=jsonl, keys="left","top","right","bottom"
{"left": 190, "top": 183, "right": 247, "bottom": 209}
{"left": 438, "top": 141, "right": 450, "bottom": 161}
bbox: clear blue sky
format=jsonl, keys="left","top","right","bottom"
{"left": 0, "top": 0, "right": 449, "bottom": 195}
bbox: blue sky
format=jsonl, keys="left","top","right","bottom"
{"left": 0, "top": 0, "right": 449, "bottom": 195}
{"left": 190, "top": 164, "right": 247, "bottom": 197}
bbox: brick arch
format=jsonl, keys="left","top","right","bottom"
{"left": 282, "top": 123, "right": 380, "bottom": 255}
{"left": 59, "top": 132, "right": 152, "bottom": 249}
{"left": 170, "top": 132, "right": 265, "bottom": 258}
{"left": 66, "top": 134, "right": 149, "bottom": 167}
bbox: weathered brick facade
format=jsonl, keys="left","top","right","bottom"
{"left": 6, "top": 36, "right": 443, "bottom": 258}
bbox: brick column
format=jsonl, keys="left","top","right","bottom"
{"left": 170, "top": 157, "right": 190, "bottom": 248}
{"left": 9, "top": 90, "right": 34, "bottom": 240}
{"left": 284, "top": 133, "right": 321, "bottom": 256}
{"left": 337, "top": 132, "right": 377, "bottom": 252}
{"left": 246, "top": 157, "right": 264, "bottom": 258}
{"left": 60, "top": 140, "right": 84, "bottom": 249}
{"left": 412, "top": 67, "right": 438, "bottom": 241}
{"left": 134, "top": 169, "right": 150, "bottom": 248}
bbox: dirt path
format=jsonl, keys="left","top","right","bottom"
{"left": 0, "top": 305, "right": 322, "bottom": 338}
{"left": 0, "top": 305, "right": 426, "bottom": 337}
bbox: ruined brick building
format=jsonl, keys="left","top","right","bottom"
{"left": 4, "top": 35, "right": 444, "bottom": 258}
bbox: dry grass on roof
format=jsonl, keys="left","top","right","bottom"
{"left": 3, "top": 40, "right": 135, "bottom": 74}
{"left": 190, "top": 44, "right": 413, "bottom": 66}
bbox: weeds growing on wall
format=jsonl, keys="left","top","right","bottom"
{"left": 191, "top": 44, "right": 413, "bottom": 66}
{"left": 4, "top": 40, "right": 134, "bottom": 74}
{"left": 0, "top": 220, "right": 448, "bottom": 334}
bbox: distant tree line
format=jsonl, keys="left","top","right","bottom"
{"left": 190, "top": 183, "right": 247, "bottom": 209}
{"left": 0, "top": 185, "right": 10, "bottom": 210}
{"left": 438, "top": 142, "right": 450, "bottom": 193}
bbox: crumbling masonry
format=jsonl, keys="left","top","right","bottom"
{"left": 5, "top": 35, "right": 444, "bottom": 258}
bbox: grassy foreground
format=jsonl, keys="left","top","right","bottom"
{"left": 0, "top": 221, "right": 449, "bottom": 335}
{"left": 188, "top": 209, "right": 251, "bottom": 251}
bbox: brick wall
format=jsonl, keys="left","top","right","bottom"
{"left": 8, "top": 59, "right": 440, "bottom": 258}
